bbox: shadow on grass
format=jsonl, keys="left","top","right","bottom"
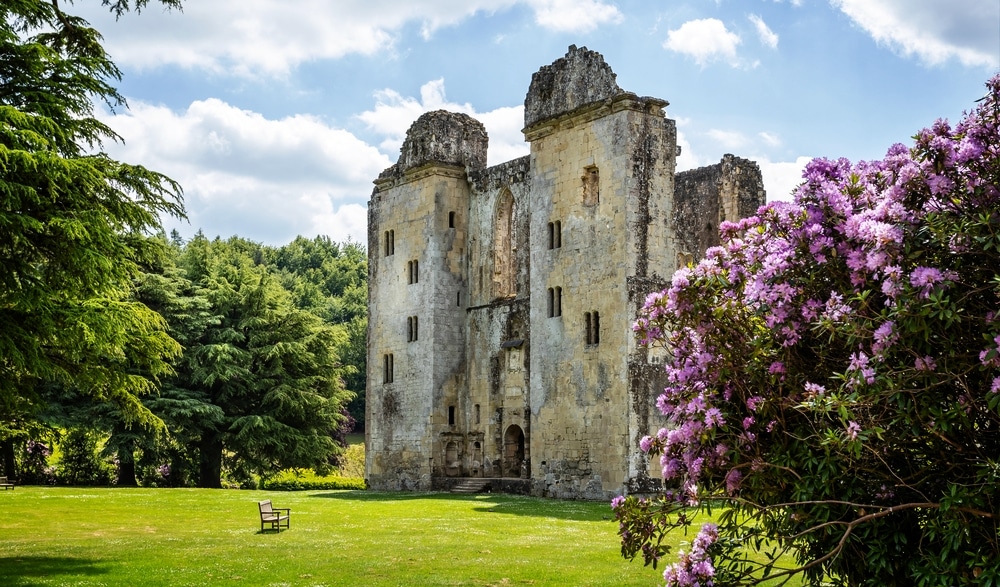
{"left": 308, "top": 490, "right": 613, "bottom": 522}
{"left": 0, "top": 556, "right": 110, "bottom": 585}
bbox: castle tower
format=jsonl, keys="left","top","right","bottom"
{"left": 366, "top": 111, "right": 487, "bottom": 490}
{"left": 521, "top": 46, "right": 679, "bottom": 498}
{"left": 365, "top": 46, "right": 765, "bottom": 499}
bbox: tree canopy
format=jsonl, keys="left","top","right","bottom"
{"left": 616, "top": 76, "right": 1000, "bottom": 585}
{"left": 0, "top": 1, "right": 366, "bottom": 489}
{"left": 162, "top": 234, "right": 356, "bottom": 487}
{"left": 0, "top": 0, "right": 185, "bottom": 426}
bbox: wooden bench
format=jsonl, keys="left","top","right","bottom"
{"left": 0, "top": 476, "right": 13, "bottom": 490}
{"left": 258, "top": 499, "right": 289, "bottom": 532}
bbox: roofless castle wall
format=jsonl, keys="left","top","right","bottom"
{"left": 366, "top": 45, "right": 765, "bottom": 499}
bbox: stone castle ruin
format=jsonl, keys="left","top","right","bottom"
{"left": 365, "top": 45, "right": 765, "bottom": 499}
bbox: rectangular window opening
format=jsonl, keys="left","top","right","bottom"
{"left": 407, "top": 316, "right": 419, "bottom": 342}
{"left": 583, "top": 167, "right": 600, "bottom": 206}
{"left": 586, "top": 311, "right": 600, "bottom": 344}
{"left": 449, "top": 211, "right": 456, "bottom": 228}
{"left": 448, "top": 405, "right": 456, "bottom": 426}
{"left": 383, "top": 230, "right": 395, "bottom": 256}
{"left": 383, "top": 353, "right": 394, "bottom": 383}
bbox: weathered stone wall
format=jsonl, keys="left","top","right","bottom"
{"left": 365, "top": 46, "right": 765, "bottom": 499}
{"left": 366, "top": 111, "right": 485, "bottom": 490}
{"left": 673, "top": 154, "right": 766, "bottom": 265}
{"left": 378, "top": 110, "right": 488, "bottom": 182}
{"left": 463, "top": 156, "right": 532, "bottom": 481}
{"left": 522, "top": 63, "right": 679, "bottom": 498}
{"left": 524, "top": 45, "right": 624, "bottom": 129}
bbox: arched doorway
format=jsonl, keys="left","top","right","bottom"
{"left": 503, "top": 425, "right": 526, "bottom": 478}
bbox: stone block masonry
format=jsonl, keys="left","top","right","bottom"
{"left": 365, "top": 45, "right": 765, "bottom": 499}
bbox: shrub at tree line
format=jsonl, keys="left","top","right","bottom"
{"left": 615, "top": 76, "right": 1000, "bottom": 585}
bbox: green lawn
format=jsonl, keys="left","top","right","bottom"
{"left": 0, "top": 486, "right": 673, "bottom": 586}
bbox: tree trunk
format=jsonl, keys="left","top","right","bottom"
{"left": 116, "top": 442, "right": 137, "bottom": 487}
{"left": 198, "top": 435, "right": 223, "bottom": 488}
{"left": 0, "top": 438, "right": 15, "bottom": 479}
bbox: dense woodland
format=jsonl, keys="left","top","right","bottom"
{"left": 0, "top": 0, "right": 369, "bottom": 489}
{"left": 2, "top": 231, "right": 368, "bottom": 488}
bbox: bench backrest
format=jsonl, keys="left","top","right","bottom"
{"left": 259, "top": 500, "right": 274, "bottom": 515}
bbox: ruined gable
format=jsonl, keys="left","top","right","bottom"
{"left": 524, "top": 44, "right": 623, "bottom": 128}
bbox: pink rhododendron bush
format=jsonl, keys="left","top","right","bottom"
{"left": 615, "top": 76, "right": 1000, "bottom": 586}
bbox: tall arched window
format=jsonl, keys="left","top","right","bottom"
{"left": 493, "top": 189, "right": 516, "bottom": 298}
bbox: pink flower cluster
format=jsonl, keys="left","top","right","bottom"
{"left": 661, "top": 523, "right": 718, "bottom": 587}
{"left": 633, "top": 73, "right": 1000, "bottom": 509}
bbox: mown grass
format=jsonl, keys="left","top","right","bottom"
{"left": 0, "top": 486, "right": 679, "bottom": 586}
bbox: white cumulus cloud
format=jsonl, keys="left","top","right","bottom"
{"left": 99, "top": 99, "right": 391, "bottom": 245}
{"left": 78, "top": 0, "right": 623, "bottom": 77}
{"left": 357, "top": 79, "right": 528, "bottom": 167}
{"left": 749, "top": 14, "right": 779, "bottom": 49}
{"left": 530, "top": 0, "right": 623, "bottom": 32}
{"left": 664, "top": 18, "right": 743, "bottom": 67}
{"left": 707, "top": 128, "right": 749, "bottom": 150}
{"left": 758, "top": 131, "right": 782, "bottom": 147}
{"left": 832, "top": 0, "right": 999, "bottom": 68}
{"left": 753, "top": 156, "right": 813, "bottom": 202}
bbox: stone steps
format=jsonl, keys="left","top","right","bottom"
{"left": 450, "top": 479, "right": 491, "bottom": 494}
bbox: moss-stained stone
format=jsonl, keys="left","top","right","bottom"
{"left": 365, "top": 45, "right": 765, "bottom": 499}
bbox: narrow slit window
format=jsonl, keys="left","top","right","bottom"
{"left": 583, "top": 166, "right": 600, "bottom": 206}
{"left": 383, "top": 353, "right": 394, "bottom": 383}
{"left": 555, "top": 287, "right": 562, "bottom": 317}
{"left": 456, "top": 291, "right": 461, "bottom": 307}
{"left": 448, "top": 405, "right": 456, "bottom": 426}
{"left": 586, "top": 311, "right": 600, "bottom": 344}
{"left": 383, "top": 230, "right": 395, "bottom": 256}
{"left": 474, "top": 404, "right": 480, "bottom": 425}
{"left": 449, "top": 211, "right": 456, "bottom": 228}
{"left": 407, "top": 316, "right": 419, "bottom": 342}
{"left": 547, "top": 288, "right": 554, "bottom": 318}
{"left": 547, "top": 221, "right": 563, "bottom": 249}
{"left": 408, "top": 260, "right": 419, "bottom": 284}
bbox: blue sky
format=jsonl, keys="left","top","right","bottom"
{"left": 77, "top": 0, "right": 999, "bottom": 246}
